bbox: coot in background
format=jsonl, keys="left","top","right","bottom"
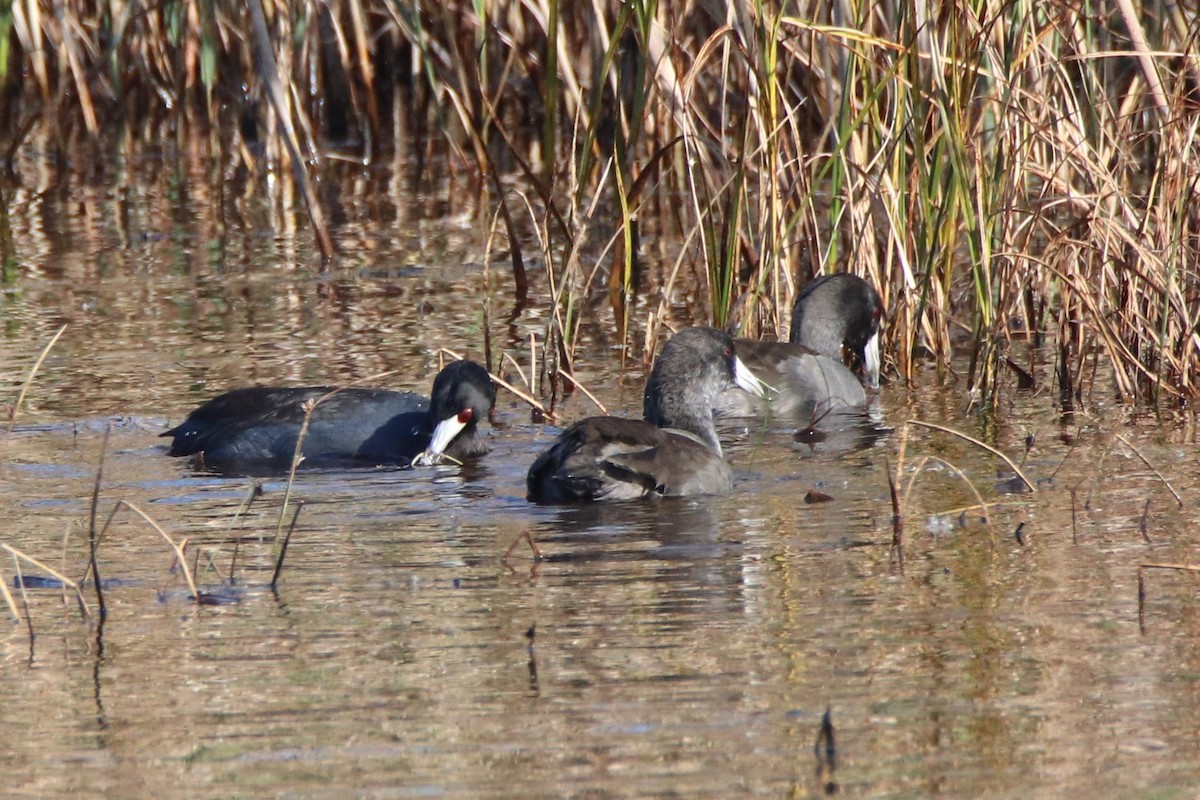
{"left": 716, "top": 273, "right": 882, "bottom": 422}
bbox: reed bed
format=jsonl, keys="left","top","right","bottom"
{"left": 2, "top": 0, "right": 1198, "bottom": 409}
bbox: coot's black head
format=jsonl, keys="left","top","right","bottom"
{"left": 789, "top": 274, "right": 883, "bottom": 388}
{"left": 417, "top": 359, "right": 496, "bottom": 464}
{"left": 431, "top": 359, "right": 496, "bottom": 423}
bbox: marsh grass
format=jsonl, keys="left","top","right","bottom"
{"left": 2, "top": 1, "right": 1199, "bottom": 410}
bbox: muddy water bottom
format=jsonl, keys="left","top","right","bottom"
{"left": 4, "top": 403, "right": 1200, "bottom": 798}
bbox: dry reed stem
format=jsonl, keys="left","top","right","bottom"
{"left": 901, "top": 454, "right": 996, "bottom": 546}
{"left": 1140, "top": 563, "right": 1200, "bottom": 572}
{"left": 1113, "top": 432, "right": 1184, "bottom": 508}
{"left": 0, "top": 555, "right": 19, "bottom": 621}
{"left": 501, "top": 530, "right": 542, "bottom": 569}
{"left": 885, "top": 457, "right": 904, "bottom": 567}
{"left": 247, "top": 0, "right": 334, "bottom": 263}
{"left": 273, "top": 370, "right": 399, "bottom": 535}
{"left": 115, "top": 500, "right": 201, "bottom": 603}
{"left": 87, "top": 424, "right": 109, "bottom": 616}
{"left": 278, "top": 399, "right": 316, "bottom": 540}
{"left": 501, "top": 353, "right": 530, "bottom": 392}
{"left": 552, "top": 369, "right": 607, "bottom": 415}
{"left": 10, "top": 554, "right": 35, "bottom": 643}
{"left": 0, "top": 544, "right": 91, "bottom": 618}
{"left": 1113, "top": 0, "right": 1171, "bottom": 121}
{"left": 5, "top": 1, "right": 1200, "bottom": 411}
{"left": 439, "top": 347, "right": 555, "bottom": 421}
{"left": 226, "top": 483, "right": 264, "bottom": 540}
{"left": 270, "top": 501, "right": 303, "bottom": 589}
{"left": 906, "top": 419, "right": 1036, "bottom": 494}
{"left": 58, "top": 521, "right": 71, "bottom": 607}
{"left": 7, "top": 323, "right": 67, "bottom": 434}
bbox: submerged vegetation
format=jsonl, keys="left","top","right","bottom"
{"left": 2, "top": 0, "right": 1199, "bottom": 410}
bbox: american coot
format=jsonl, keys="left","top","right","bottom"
{"left": 163, "top": 359, "right": 496, "bottom": 469}
{"left": 527, "top": 327, "right": 770, "bottom": 503}
{"left": 715, "top": 273, "right": 882, "bottom": 421}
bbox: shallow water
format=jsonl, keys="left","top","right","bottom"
{"left": 3, "top": 143, "right": 1200, "bottom": 798}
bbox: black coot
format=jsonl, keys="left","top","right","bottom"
{"left": 163, "top": 359, "right": 495, "bottom": 469}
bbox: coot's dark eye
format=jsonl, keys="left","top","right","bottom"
{"left": 723, "top": 345, "right": 733, "bottom": 358}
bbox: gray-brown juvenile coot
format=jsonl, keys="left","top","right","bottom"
{"left": 526, "top": 327, "right": 770, "bottom": 503}
{"left": 715, "top": 273, "right": 882, "bottom": 421}
{"left": 163, "top": 359, "right": 495, "bottom": 468}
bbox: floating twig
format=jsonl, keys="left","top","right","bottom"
{"left": 1139, "top": 562, "right": 1200, "bottom": 572}
{"left": 901, "top": 454, "right": 996, "bottom": 545}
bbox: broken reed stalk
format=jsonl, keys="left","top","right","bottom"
{"left": 270, "top": 501, "right": 303, "bottom": 589}
{"left": 1069, "top": 487, "right": 1078, "bottom": 544}
{"left": 226, "top": 483, "right": 264, "bottom": 539}
{"left": 1137, "top": 567, "right": 1147, "bottom": 635}
{"left": 7, "top": 323, "right": 67, "bottom": 434}
{"left": 227, "top": 483, "right": 263, "bottom": 577}
{"left": 814, "top": 707, "right": 837, "bottom": 792}
{"left": 1139, "top": 498, "right": 1153, "bottom": 544}
{"left": 906, "top": 419, "right": 1036, "bottom": 493}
